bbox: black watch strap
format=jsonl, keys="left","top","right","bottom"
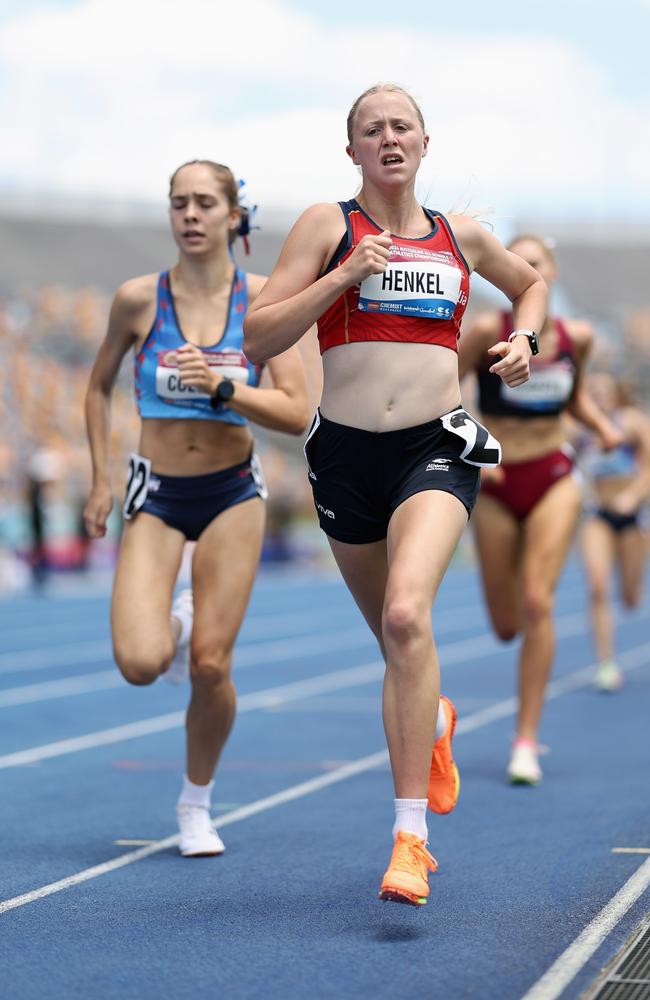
{"left": 209, "top": 378, "right": 235, "bottom": 409}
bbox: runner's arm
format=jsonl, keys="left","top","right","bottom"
{"left": 244, "top": 203, "right": 391, "bottom": 363}
{"left": 565, "top": 321, "right": 621, "bottom": 448}
{"left": 84, "top": 279, "right": 149, "bottom": 535}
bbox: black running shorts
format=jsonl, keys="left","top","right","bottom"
{"left": 304, "top": 410, "right": 483, "bottom": 544}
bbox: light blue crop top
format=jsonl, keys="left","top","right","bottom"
{"left": 134, "top": 269, "right": 262, "bottom": 424}
{"left": 581, "top": 416, "right": 637, "bottom": 480}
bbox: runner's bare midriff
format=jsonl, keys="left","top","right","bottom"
{"left": 480, "top": 414, "right": 567, "bottom": 463}
{"left": 590, "top": 475, "right": 636, "bottom": 508}
{"left": 320, "top": 342, "right": 461, "bottom": 432}
{"left": 139, "top": 419, "right": 253, "bottom": 476}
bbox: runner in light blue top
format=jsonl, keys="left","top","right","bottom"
{"left": 578, "top": 372, "right": 650, "bottom": 691}
{"left": 84, "top": 160, "right": 310, "bottom": 857}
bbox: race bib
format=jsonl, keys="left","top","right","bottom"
{"left": 441, "top": 408, "right": 502, "bottom": 468}
{"left": 123, "top": 453, "right": 152, "bottom": 520}
{"left": 359, "top": 247, "right": 462, "bottom": 320}
{"left": 154, "top": 349, "right": 250, "bottom": 405}
{"left": 500, "top": 361, "right": 574, "bottom": 412}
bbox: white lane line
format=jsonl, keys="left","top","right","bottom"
{"left": 520, "top": 857, "right": 650, "bottom": 1000}
{"left": 453, "top": 640, "right": 650, "bottom": 737}
{"left": 0, "top": 606, "right": 600, "bottom": 710}
{"left": 0, "top": 618, "right": 522, "bottom": 725}
{"left": 0, "top": 586, "right": 594, "bottom": 677}
{"left": 0, "top": 661, "right": 384, "bottom": 767}
{"left": 0, "top": 671, "right": 124, "bottom": 707}
{"left": 1, "top": 604, "right": 646, "bottom": 744}
{"left": 0, "top": 749, "right": 389, "bottom": 915}
{"left": 0, "top": 618, "right": 362, "bottom": 676}
{"left": 0, "top": 627, "right": 377, "bottom": 706}
{"left": 0, "top": 598, "right": 478, "bottom": 677}
{"left": 2, "top": 636, "right": 648, "bottom": 917}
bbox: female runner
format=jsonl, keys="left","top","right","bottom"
{"left": 460, "top": 235, "right": 619, "bottom": 785}
{"left": 84, "top": 160, "right": 309, "bottom": 857}
{"left": 579, "top": 372, "right": 650, "bottom": 690}
{"left": 244, "top": 84, "right": 548, "bottom": 906}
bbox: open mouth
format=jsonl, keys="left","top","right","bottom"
{"left": 382, "top": 155, "right": 403, "bottom": 166}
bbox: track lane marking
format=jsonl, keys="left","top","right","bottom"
{"left": 520, "top": 857, "right": 650, "bottom": 1000}
{"left": 1, "top": 639, "right": 648, "bottom": 915}
{"left": 0, "top": 610, "right": 646, "bottom": 757}
{"left": 0, "top": 604, "right": 622, "bottom": 710}
{"left": 0, "top": 587, "right": 595, "bottom": 676}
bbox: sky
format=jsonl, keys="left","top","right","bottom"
{"left": 0, "top": 0, "right": 648, "bottom": 230}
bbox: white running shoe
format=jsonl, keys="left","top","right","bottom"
{"left": 177, "top": 804, "right": 225, "bottom": 857}
{"left": 507, "top": 742, "right": 542, "bottom": 785}
{"left": 165, "top": 589, "right": 193, "bottom": 685}
{"left": 594, "top": 659, "right": 624, "bottom": 693}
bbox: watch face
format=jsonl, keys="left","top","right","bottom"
{"left": 218, "top": 379, "right": 235, "bottom": 401}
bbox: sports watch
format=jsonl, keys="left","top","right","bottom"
{"left": 508, "top": 329, "right": 539, "bottom": 356}
{"left": 209, "top": 378, "right": 235, "bottom": 409}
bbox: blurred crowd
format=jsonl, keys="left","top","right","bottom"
{"left": 0, "top": 283, "right": 322, "bottom": 591}
{"left": 588, "top": 308, "right": 650, "bottom": 408}
{"left": 1, "top": 279, "right": 650, "bottom": 592}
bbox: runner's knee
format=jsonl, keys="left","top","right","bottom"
{"left": 190, "top": 641, "right": 233, "bottom": 687}
{"left": 113, "top": 637, "right": 174, "bottom": 686}
{"left": 588, "top": 577, "right": 609, "bottom": 603}
{"left": 493, "top": 617, "right": 519, "bottom": 642}
{"left": 521, "top": 586, "right": 553, "bottom": 625}
{"left": 382, "top": 597, "right": 429, "bottom": 653}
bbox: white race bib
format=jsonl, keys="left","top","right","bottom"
{"left": 359, "top": 248, "right": 462, "bottom": 320}
{"left": 154, "top": 349, "right": 250, "bottom": 403}
{"left": 500, "top": 361, "right": 574, "bottom": 412}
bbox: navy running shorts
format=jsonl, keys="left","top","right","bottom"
{"left": 123, "top": 452, "right": 266, "bottom": 540}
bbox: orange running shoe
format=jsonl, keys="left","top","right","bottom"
{"left": 379, "top": 832, "right": 438, "bottom": 906}
{"left": 428, "top": 694, "right": 459, "bottom": 814}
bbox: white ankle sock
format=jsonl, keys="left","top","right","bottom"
{"left": 392, "top": 798, "right": 428, "bottom": 841}
{"left": 435, "top": 700, "right": 447, "bottom": 741}
{"left": 178, "top": 776, "right": 214, "bottom": 809}
{"left": 171, "top": 593, "right": 193, "bottom": 647}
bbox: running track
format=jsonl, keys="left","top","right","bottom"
{"left": 0, "top": 558, "right": 648, "bottom": 1000}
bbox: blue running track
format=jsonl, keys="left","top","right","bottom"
{"left": 0, "top": 559, "right": 648, "bottom": 1000}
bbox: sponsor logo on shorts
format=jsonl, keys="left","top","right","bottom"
{"left": 426, "top": 459, "right": 450, "bottom": 473}
{"left": 309, "top": 470, "right": 317, "bottom": 481}
{"left": 148, "top": 476, "right": 161, "bottom": 493}
{"left": 317, "top": 503, "right": 336, "bottom": 519}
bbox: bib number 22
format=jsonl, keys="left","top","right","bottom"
{"left": 123, "top": 453, "right": 152, "bottom": 520}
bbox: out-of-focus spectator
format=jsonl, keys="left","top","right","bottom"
{"left": 25, "top": 445, "right": 65, "bottom": 588}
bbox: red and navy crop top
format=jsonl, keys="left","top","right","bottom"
{"left": 477, "top": 313, "right": 577, "bottom": 418}
{"left": 317, "top": 199, "right": 470, "bottom": 354}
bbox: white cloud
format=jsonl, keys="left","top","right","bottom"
{"left": 1, "top": 0, "right": 649, "bottom": 220}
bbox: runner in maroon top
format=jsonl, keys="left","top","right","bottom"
{"left": 459, "top": 234, "right": 620, "bottom": 785}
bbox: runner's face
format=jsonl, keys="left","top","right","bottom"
{"left": 169, "top": 164, "right": 240, "bottom": 255}
{"left": 347, "top": 92, "right": 428, "bottom": 187}
{"left": 508, "top": 239, "right": 557, "bottom": 287}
